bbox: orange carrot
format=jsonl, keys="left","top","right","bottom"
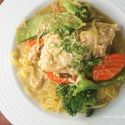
{"left": 26, "top": 39, "right": 36, "bottom": 47}
{"left": 47, "top": 72, "right": 76, "bottom": 84}
{"left": 26, "top": 38, "right": 44, "bottom": 47}
{"left": 92, "top": 54, "right": 125, "bottom": 81}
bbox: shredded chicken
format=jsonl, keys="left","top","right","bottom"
{"left": 28, "top": 44, "right": 41, "bottom": 63}
{"left": 38, "top": 34, "right": 74, "bottom": 72}
{"left": 80, "top": 22, "right": 119, "bottom": 57}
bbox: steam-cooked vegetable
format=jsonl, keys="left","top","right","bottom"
{"left": 26, "top": 39, "right": 36, "bottom": 47}
{"left": 73, "top": 56, "right": 100, "bottom": 77}
{"left": 56, "top": 84, "right": 97, "bottom": 116}
{"left": 73, "top": 74, "right": 95, "bottom": 95}
{"left": 47, "top": 72, "right": 76, "bottom": 83}
{"left": 93, "top": 54, "right": 125, "bottom": 81}
{"left": 26, "top": 37, "right": 44, "bottom": 47}
{"left": 16, "top": 13, "right": 85, "bottom": 43}
{"left": 74, "top": 67, "right": 125, "bottom": 95}
{"left": 75, "top": 5, "right": 91, "bottom": 22}
{"left": 56, "top": 84, "right": 71, "bottom": 97}
{"left": 84, "top": 108, "right": 94, "bottom": 117}
{"left": 63, "top": 0, "right": 76, "bottom": 14}
{"left": 63, "top": 0, "right": 91, "bottom": 22}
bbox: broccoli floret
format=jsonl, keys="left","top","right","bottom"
{"left": 75, "top": 5, "right": 91, "bottom": 22}
{"left": 56, "top": 84, "right": 76, "bottom": 97}
{"left": 63, "top": 0, "right": 91, "bottom": 22}
{"left": 82, "top": 56, "right": 100, "bottom": 77}
{"left": 63, "top": 92, "right": 83, "bottom": 116}
{"left": 85, "top": 108, "right": 94, "bottom": 117}
{"left": 56, "top": 84, "right": 98, "bottom": 116}
{"left": 73, "top": 56, "right": 100, "bottom": 77}
{"left": 56, "top": 84, "right": 72, "bottom": 97}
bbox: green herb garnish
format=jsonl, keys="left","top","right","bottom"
{"left": 61, "top": 33, "right": 89, "bottom": 55}
{"left": 73, "top": 56, "right": 100, "bottom": 77}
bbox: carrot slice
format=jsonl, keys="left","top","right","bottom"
{"left": 92, "top": 54, "right": 125, "bottom": 81}
{"left": 26, "top": 39, "right": 36, "bottom": 47}
{"left": 47, "top": 72, "right": 76, "bottom": 84}
{"left": 26, "top": 37, "right": 44, "bottom": 47}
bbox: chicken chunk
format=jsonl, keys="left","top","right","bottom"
{"left": 80, "top": 22, "right": 119, "bottom": 57}
{"left": 28, "top": 44, "right": 41, "bottom": 63}
{"left": 38, "top": 34, "right": 74, "bottom": 72}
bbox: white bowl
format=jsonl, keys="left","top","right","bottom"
{"left": 0, "top": 0, "right": 125, "bottom": 125}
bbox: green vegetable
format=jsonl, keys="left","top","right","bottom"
{"left": 56, "top": 84, "right": 75, "bottom": 97}
{"left": 74, "top": 68, "right": 125, "bottom": 95}
{"left": 73, "top": 74, "right": 95, "bottom": 95}
{"left": 63, "top": 0, "right": 77, "bottom": 14}
{"left": 84, "top": 108, "right": 94, "bottom": 117}
{"left": 56, "top": 84, "right": 71, "bottom": 97}
{"left": 56, "top": 68, "right": 125, "bottom": 116}
{"left": 56, "top": 84, "right": 97, "bottom": 116}
{"left": 16, "top": 13, "right": 85, "bottom": 43}
{"left": 76, "top": 5, "right": 91, "bottom": 22}
{"left": 63, "top": 0, "right": 91, "bottom": 22}
{"left": 62, "top": 33, "right": 89, "bottom": 55}
{"left": 95, "top": 67, "right": 125, "bottom": 88}
{"left": 56, "top": 25, "right": 74, "bottom": 36}
{"left": 73, "top": 56, "right": 100, "bottom": 77}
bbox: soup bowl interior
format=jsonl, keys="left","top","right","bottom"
{"left": 0, "top": 0, "right": 125, "bottom": 125}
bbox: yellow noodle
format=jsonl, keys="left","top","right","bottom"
{"left": 97, "top": 83, "right": 122, "bottom": 105}
{"left": 12, "top": 45, "right": 63, "bottom": 112}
